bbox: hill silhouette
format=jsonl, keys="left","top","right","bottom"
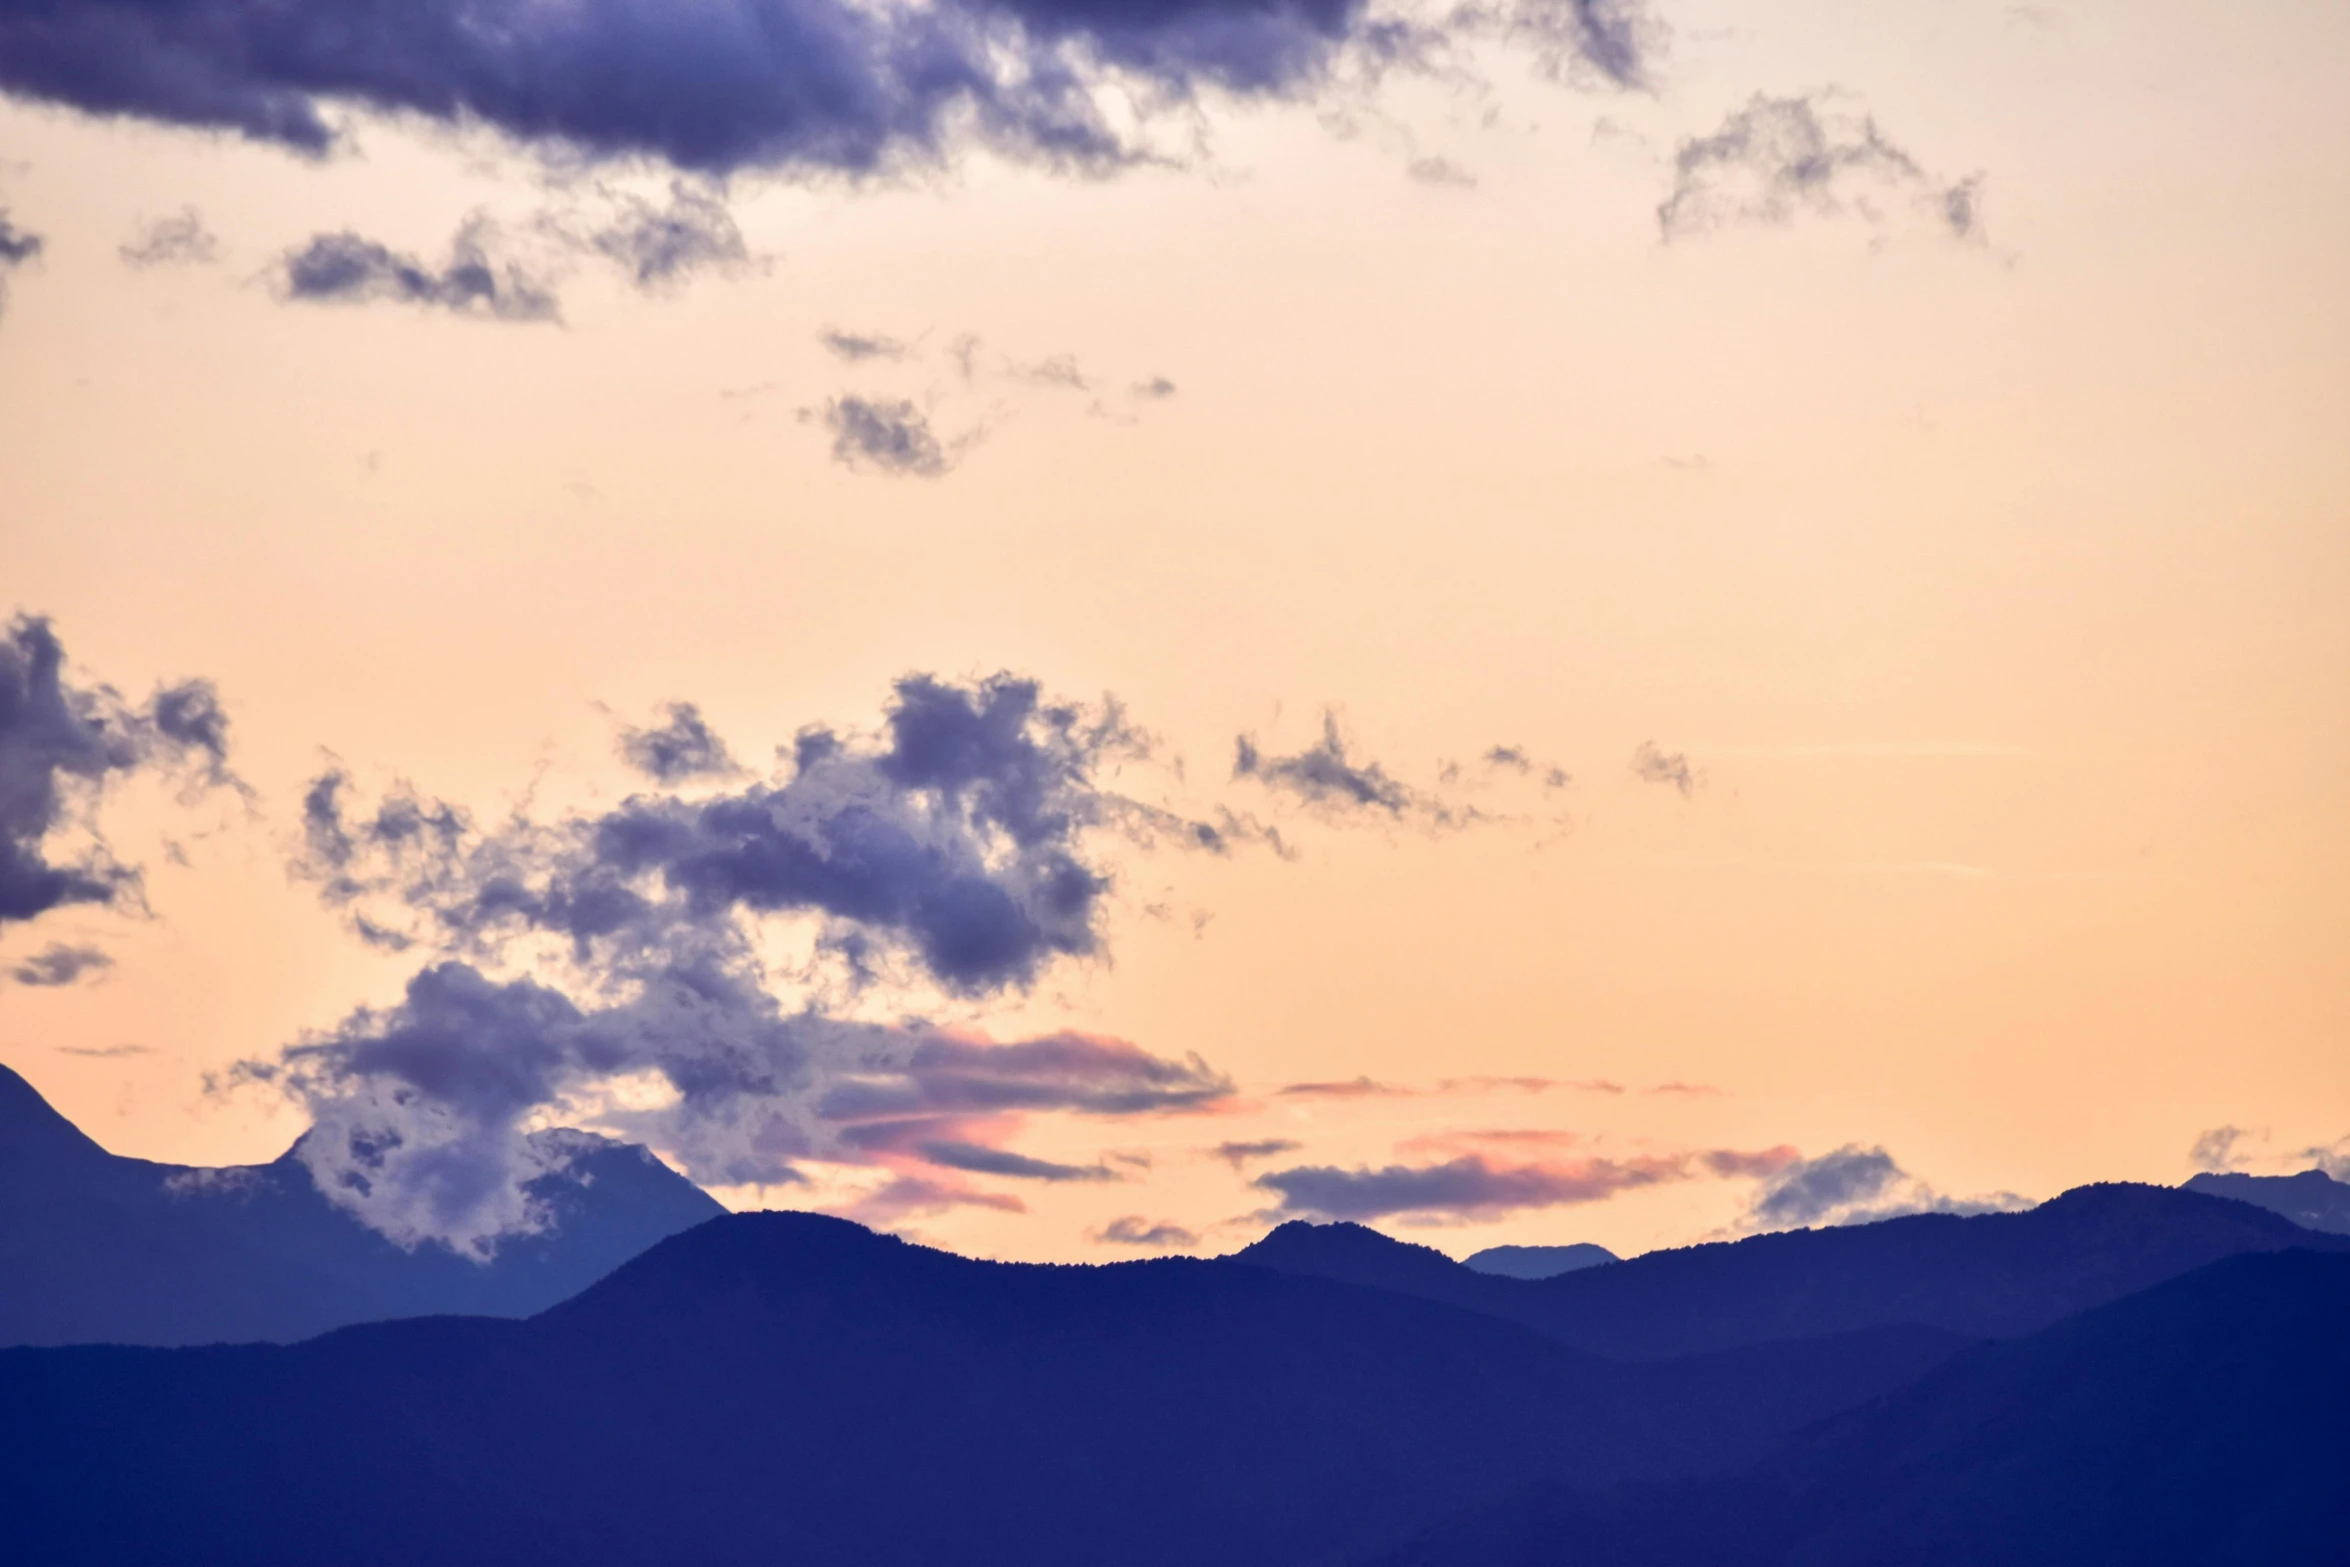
{"left": 1464, "top": 1242, "right": 1619, "bottom": 1278}
{"left": 0, "top": 1209, "right": 1998, "bottom": 1567}
{"left": 1234, "top": 1183, "right": 2349, "bottom": 1357}
{"left": 0, "top": 1060, "right": 722, "bottom": 1347}
{"left": 2185, "top": 1168, "right": 2350, "bottom": 1235}
{"left": 1374, "top": 1248, "right": 2350, "bottom": 1566}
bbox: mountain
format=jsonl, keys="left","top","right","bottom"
{"left": 0, "top": 1060, "right": 723, "bottom": 1347}
{"left": 1234, "top": 1183, "right": 2350, "bottom": 1358}
{"left": 0, "top": 1210, "right": 1998, "bottom": 1567}
{"left": 1372, "top": 1247, "right": 2350, "bottom": 1566}
{"left": 1464, "top": 1242, "right": 1619, "bottom": 1278}
{"left": 2185, "top": 1168, "right": 2350, "bottom": 1235}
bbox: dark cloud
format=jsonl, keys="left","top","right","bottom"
{"left": 1095, "top": 1215, "right": 1198, "bottom": 1247}
{"left": 1659, "top": 93, "right": 1985, "bottom": 243}
{"left": 1213, "top": 1137, "right": 1302, "bottom": 1168}
{"left": 820, "top": 328, "right": 913, "bottom": 363}
{"left": 0, "top": 205, "right": 40, "bottom": 316}
{"left": 8, "top": 942, "right": 114, "bottom": 987}
{"left": 1745, "top": 1144, "right": 2028, "bottom": 1230}
{"left": 585, "top": 182, "right": 753, "bottom": 289}
{"left": 618, "top": 703, "right": 739, "bottom": 783}
{"left": 917, "top": 1139, "right": 1117, "bottom": 1181}
{"left": 1257, "top": 1144, "right": 1796, "bottom": 1222}
{"left": 299, "top": 672, "right": 1176, "bottom": 995}
{"left": 119, "top": 208, "right": 220, "bottom": 268}
{"left": 0, "top": 0, "right": 1661, "bottom": 185}
{"left": 1, "top": 615, "right": 236, "bottom": 926}
{"left": 1484, "top": 746, "right": 1569, "bottom": 789}
{"left": 278, "top": 219, "right": 560, "bottom": 322}
{"left": 823, "top": 396, "right": 955, "bottom": 477}
{"left": 1629, "top": 739, "right": 1694, "bottom": 795}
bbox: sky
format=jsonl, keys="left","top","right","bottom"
{"left": 1, "top": 0, "right": 2345, "bottom": 1264}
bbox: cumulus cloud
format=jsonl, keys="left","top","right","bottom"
{"left": 1257, "top": 1143, "right": 1799, "bottom": 1222}
{"left": 1659, "top": 93, "right": 1986, "bottom": 243}
{"left": 1, "top": 615, "right": 236, "bottom": 927}
{"left": 822, "top": 396, "right": 957, "bottom": 477}
{"left": 1744, "top": 1144, "right": 2028, "bottom": 1230}
{"left": 278, "top": 218, "right": 561, "bottom": 322}
{"left": 119, "top": 208, "right": 220, "bottom": 268}
{"left": 8, "top": 942, "right": 114, "bottom": 987}
{"left": 0, "top": 0, "right": 1659, "bottom": 181}
{"left": 260, "top": 670, "right": 1248, "bottom": 1250}
{"left": 1629, "top": 740, "right": 1694, "bottom": 795}
{"left": 617, "top": 702, "right": 739, "bottom": 783}
{"left": 1096, "top": 1215, "right": 1199, "bottom": 1247}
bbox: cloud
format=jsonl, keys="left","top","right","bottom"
{"left": 277, "top": 218, "right": 560, "bottom": 322}
{"left": 8, "top": 943, "right": 114, "bottom": 987}
{"left": 1013, "top": 354, "right": 1091, "bottom": 391}
{"left": 0, "top": 205, "right": 40, "bottom": 315}
{"left": 0, "top": 0, "right": 1659, "bottom": 182}
{"left": 1095, "top": 1215, "right": 1199, "bottom": 1247}
{"left": 2189, "top": 1125, "right": 2259, "bottom": 1173}
{"left": 1277, "top": 1076, "right": 1408, "bottom": 1099}
{"left": 917, "top": 1139, "right": 1117, "bottom": 1181}
{"left": 55, "top": 1041, "right": 152, "bottom": 1057}
{"left": 1234, "top": 712, "right": 1465, "bottom": 824}
{"left": 1, "top": 615, "right": 237, "bottom": 927}
{"left": 1482, "top": 746, "right": 1568, "bottom": 788}
{"left": 1213, "top": 1137, "right": 1302, "bottom": 1168}
{"left": 617, "top": 702, "right": 739, "bottom": 783}
{"left": 2301, "top": 1137, "right": 2350, "bottom": 1182}
{"left": 119, "top": 208, "right": 220, "bottom": 267}
{"left": 1744, "top": 1144, "right": 2028, "bottom": 1230}
{"left": 259, "top": 670, "right": 1245, "bottom": 1251}
{"left": 821, "top": 396, "right": 956, "bottom": 477}
{"left": 238, "top": 959, "right": 1228, "bottom": 1253}
{"left": 1133, "top": 376, "right": 1178, "bottom": 400}
{"left": 1659, "top": 93, "right": 1986, "bottom": 243}
{"left": 1257, "top": 1143, "right": 1798, "bottom": 1222}
{"left": 583, "top": 181, "right": 754, "bottom": 290}
{"left": 1644, "top": 1080, "right": 1720, "bottom": 1097}
{"left": 1405, "top": 155, "right": 1475, "bottom": 188}
{"left": 1629, "top": 740, "right": 1694, "bottom": 795}
{"left": 820, "top": 328, "right": 913, "bottom": 363}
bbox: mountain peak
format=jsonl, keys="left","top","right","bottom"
{"left": 0, "top": 1060, "right": 112, "bottom": 1167}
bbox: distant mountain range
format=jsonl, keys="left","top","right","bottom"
{"left": 2, "top": 1061, "right": 2344, "bottom": 1562}
{"left": 2185, "top": 1168, "right": 2350, "bottom": 1235}
{"left": 1463, "top": 1241, "right": 1619, "bottom": 1278}
{"left": 1236, "top": 1181, "right": 2348, "bottom": 1357}
{"left": 0, "top": 1061, "right": 722, "bottom": 1347}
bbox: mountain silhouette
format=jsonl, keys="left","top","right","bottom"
{"left": 1464, "top": 1242, "right": 1619, "bottom": 1278}
{"left": 2184, "top": 1168, "right": 2350, "bottom": 1235}
{"left": 0, "top": 1059, "right": 723, "bottom": 1347}
{"left": 0, "top": 1209, "right": 1998, "bottom": 1567}
{"left": 1374, "top": 1247, "right": 2350, "bottom": 1566}
{"left": 1236, "top": 1183, "right": 2350, "bottom": 1357}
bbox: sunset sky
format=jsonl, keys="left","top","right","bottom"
{"left": 1, "top": 0, "right": 2344, "bottom": 1263}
